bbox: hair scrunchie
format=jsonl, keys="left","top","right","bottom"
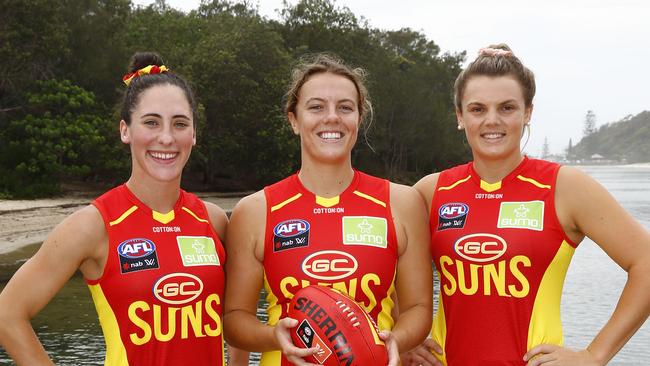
{"left": 122, "top": 65, "right": 169, "bottom": 86}
{"left": 478, "top": 48, "right": 513, "bottom": 58}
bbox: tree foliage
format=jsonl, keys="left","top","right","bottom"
{"left": 573, "top": 110, "right": 650, "bottom": 163}
{"left": 0, "top": 80, "right": 121, "bottom": 197}
{"left": 1, "top": 0, "right": 471, "bottom": 197}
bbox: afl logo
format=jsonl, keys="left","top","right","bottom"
{"left": 439, "top": 203, "right": 469, "bottom": 219}
{"left": 454, "top": 233, "right": 507, "bottom": 262}
{"left": 274, "top": 219, "right": 310, "bottom": 238}
{"left": 153, "top": 273, "right": 203, "bottom": 305}
{"left": 302, "top": 250, "right": 358, "bottom": 280}
{"left": 118, "top": 238, "right": 156, "bottom": 259}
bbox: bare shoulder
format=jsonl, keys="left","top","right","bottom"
{"left": 389, "top": 182, "right": 427, "bottom": 219}
{"left": 37, "top": 204, "right": 107, "bottom": 278}
{"left": 413, "top": 172, "right": 440, "bottom": 210}
{"left": 203, "top": 201, "right": 228, "bottom": 240}
{"left": 56, "top": 204, "right": 106, "bottom": 246}
{"left": 226, "top": 190, "right": 267, "bottom": 259}
{"left": 231, "top": 190, "right": 267, "bottom": 217}
{"left": 555, "top": 165, "right": 603, "bottom": 206}
{"left": 390, "top": 182, "right": 422, "bottom": 206}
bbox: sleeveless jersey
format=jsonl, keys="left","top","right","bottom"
{"left": 429, "top": 157, "right": 577, "bottom": 365}
{"left": 260, "top": 170, "right": 398, "bottom": 366}
{"left": 88, "top": 185, "right": 226, "bottom": 366}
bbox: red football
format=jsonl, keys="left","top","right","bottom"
{"left": 288, "top": 285, "right": 389, "bottom": 366}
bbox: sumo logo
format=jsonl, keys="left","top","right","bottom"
{"left": 454, "top": 233, "right": 507, "bottom": 262}
{"left": 118, "top": 238, "right": 156, "bottom": 258}
{"left": 153, "top": 273, "right": 203, "bottom": 305}
{"left": 273, "top": 219, "right": 310, "bottom": 252}
{"left": 302, "top": 250, "right": 358, "bottom": 280}
{"left": 438, "top": 203, "right": 469, "bottom": 231}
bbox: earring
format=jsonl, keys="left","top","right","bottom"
{"left": 457, "top": 124, "right": 463, "bottom": 130}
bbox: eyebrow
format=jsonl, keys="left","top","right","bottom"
{"left": 140, "top": 113, "right": 191, "bottom": 119}
{"left": 305, "top": 97, "right": 356, "bottom": 104}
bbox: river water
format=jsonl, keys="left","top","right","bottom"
{"left": 0, "top": 164, "right": 648, "bottom": 365}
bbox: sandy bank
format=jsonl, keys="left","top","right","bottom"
{"left": 0, "top": 193, "right": 244, "bottom": 255}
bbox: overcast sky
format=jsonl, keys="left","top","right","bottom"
{"left": 135, "top": 0, "right": 650, "bottom": 156}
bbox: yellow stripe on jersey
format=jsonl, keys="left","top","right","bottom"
{"left": 316, "top": 195, "right": 340, "bottom": 207}
{"left": 88, "top": 284, "right": 129, "bottom": 366}
{"left": 271, "top": 193, "right": 302, "bottom": 212}
{"left": 517, "top": 175, "right": 552, "bottom": 189}
{"left": 152, "top": 210, "right": 175, "bottom": 224}
{"left": 353, "top": 190, "right": 387, "bottom": 207}
{"left": 182, "top": 207, "right": 209, "bottom": 223}
{"left": 259, "top": 351, "right": 281, "bottom": 366}
{"left": 261, "top": 274, "right": 283, "bottom": 366}
{"left": 480, "top": 179, "right": 502, "bottom": 192}
{"left": 109, "top": 205, "right": 138, "bottom": 227}
{"left": 263, "top": 274, "right": 282, "bottom": 326}
{"left": 527, "top": 240, "right": 575, "bottom": 350}
{"left": 376, "top": 274, "right": 396, "bottom": 332}
{"left": 437, "top": 175, "right": 471, "bottom": 191}
{"left": 431, "top": 288, "right": 449, "bottom": 365}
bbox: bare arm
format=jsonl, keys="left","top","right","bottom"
{"left": 204, "top": 200, "right": 228, "bottom": 241}
{"left": 526, "top": 166, "right": 650, "bottom": 365}
{"left": 390, "top": 183, "right": 434, "bottom": 353}
{"left": 0, "top": 205, "right": 107, "bottom": 365}
{"left": 413, "top": 173, "right": 440, "bottom": 214}
{"left": 223, "top": 191, "right": 277, "bottom": 351}
{"left": 203, "top": 200, "right": 250, "bottom": 365}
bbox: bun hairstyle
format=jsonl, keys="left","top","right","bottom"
{"left": 454, "top": 43, "right": 536, "bottom": 110}
{"left": 120, "top": 51, "right": 198, "bottom": 125}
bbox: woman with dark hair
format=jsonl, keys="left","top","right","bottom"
{"left": 0, "top": 52, "right": 229, "bottom": 366}
{"left": 405, "top": 44, "right": 650, "bottom": 366}
{"left": 223, "top": 53, "right": 433, "bottom": 366}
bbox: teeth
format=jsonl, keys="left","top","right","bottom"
{"left": 150, "top": 152, "right": 177, "bottom": 160}
{"left": 320, "top": 132, "right": 341, "bottom": 139}
{"left": 482, "top": 133, "right": 504, "bottom": 139}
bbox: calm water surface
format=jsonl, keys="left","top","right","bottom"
{"left": 0, "top": 165, "right": 648, "bottom": 365}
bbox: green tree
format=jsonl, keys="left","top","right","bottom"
{"left": 188, "top": 1, "right": 297, "bottom": 187}
{"left": 0, "top": 79, "right": 117, "bottom": 197}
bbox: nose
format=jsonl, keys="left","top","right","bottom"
{"left": 158, "top": 124, "right": 174, "bottom": 145}
{"left": 484, "top": 108, "right": 500, "bottom": 125}
{"left": 323, "top": 105, "right": 341, "bottom": 124}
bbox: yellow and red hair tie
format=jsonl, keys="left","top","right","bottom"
{"left": 122, "top": 65, "right": 169, "bottom": 86}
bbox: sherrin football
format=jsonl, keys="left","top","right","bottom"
{"left": 288, "top": 285, "right": 389, "bottom": 366}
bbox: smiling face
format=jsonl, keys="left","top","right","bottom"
{"left": 288, "top": 72, "right": 361, "bottom": 166}
{"left": 457, "top": 75, "right": 532, "bottom": 165}
{"left": 120, "top": 83, "right": 195, "bottom": 185}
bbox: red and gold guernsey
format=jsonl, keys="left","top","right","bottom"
{"left": 261, "top": 170, "right": 398, "bottom": 366}
{"left": 429, "top": 157, "right": 577, "bottom": 366}
{"left": 87, "top": 185, "right": 226, "bottom": 366}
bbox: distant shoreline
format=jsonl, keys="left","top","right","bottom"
{"left": 0, "top": 193, "right": 243, "bottom": 256}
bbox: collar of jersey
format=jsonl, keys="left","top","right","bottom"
{"left": 121, "top": 184, "right": 184, "bottom": 224}
{"left": 293, "top": 169, "right": 361, "bottom": 208}
{"left": 469, "top": 155, "right": 530, "bottom": 193}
